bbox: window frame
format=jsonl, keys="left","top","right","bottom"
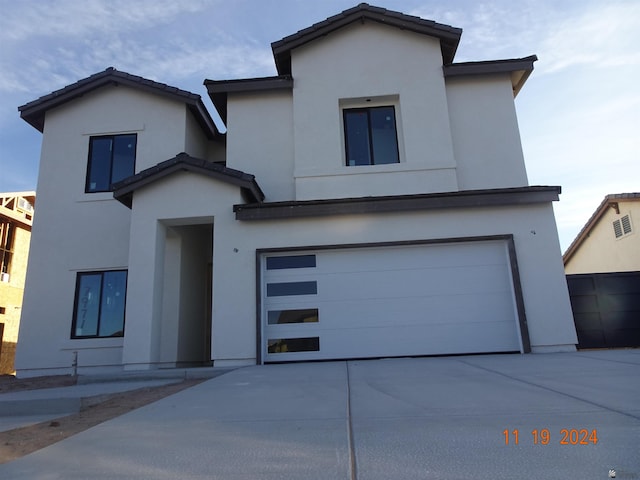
{"left": 343, "top": 105, "right": 400, "bottom": 167}
{"left": 85, "top": 134, "right": 137, "bottom": 193}
{"left": 71, "top": 270, "right": 128, "bottom": 339}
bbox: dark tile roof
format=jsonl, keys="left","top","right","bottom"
{"left": 563, "top": 193, "right": 640, "bottom": 263}
{"left": 271, "top": 3, "right": 462, "bottom": 75}
{"left": 113, "top": 152, "right": 264, "bottom": 208}
{"left": 204, "top": 75, "right": 293, "bottom": 123}
{"left": 443, "top": 55, "right": 538, "bottom": 96}
{"left": 18, "top": 67, "right": 219, "bottom": 139}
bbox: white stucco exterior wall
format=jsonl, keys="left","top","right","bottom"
{"left": 226, "top": 91, "right": 295, "bottom": 201}
{"left": 564, "top": 201, "right": 640, "bottom": 274}
{"left": 15, "top": 86, "right": 214, "bottom": 376}
{"left": 446, "top": 75, "right": 529, "bottom": 190}
{"left": 289, "top": 21, "right": 458, "bottom": 200}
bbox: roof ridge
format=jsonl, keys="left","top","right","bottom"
{"left": 271, "top": 2, "right": 462, "bottom": 75}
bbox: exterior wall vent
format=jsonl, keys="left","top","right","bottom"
{"left": 613, "top": 214, "right": 633, "bottom": 239}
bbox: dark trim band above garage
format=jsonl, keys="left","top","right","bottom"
{"left": 255, "top": 234, "right": 531, "bottom": 364}
{"left": 236, "top": 186, "right": 561, "bottom": 221}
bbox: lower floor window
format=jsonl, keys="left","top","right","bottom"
{"left": 72, "top": 270, "right": 127, "bottom": 338}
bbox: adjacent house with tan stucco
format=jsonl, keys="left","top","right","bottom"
{"left": 564, "top": 193, "right": 640, "bottom": 274}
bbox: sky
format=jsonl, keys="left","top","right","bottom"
{"left": 0, "top": 0, "right": 638, "bottom": 252}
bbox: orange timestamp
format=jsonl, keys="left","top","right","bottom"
{"left": 503, "top": 428, "right": 598, "bottom": 445}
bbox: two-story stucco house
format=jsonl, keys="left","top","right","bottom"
{"left": 15, "top": 4, "right": 577, "bottom": 377}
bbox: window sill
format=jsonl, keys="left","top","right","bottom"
{"left": 75, "top": 192, "right": 116, "bottom": 203}
{"left": 61, "top": 337, "right": 124, "bottom": 350}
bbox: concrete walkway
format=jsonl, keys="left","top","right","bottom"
{"left": 0, "top": 350, "right": 638, "bottom": 479}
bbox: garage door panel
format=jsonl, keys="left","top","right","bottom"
{"left": 262, "top": 240, "right": 522, "bottom": 362}
{"left": 318, "top": 265, "right": 511, "bottom": 301}
{"left": 317, "top": 293, "right": 514, "bottom": 329}
{"left": 316, "top": 321, "right": 519, "bottom": 359}
{"left": 318, "top": 242, "right": 506, "bottom": 273}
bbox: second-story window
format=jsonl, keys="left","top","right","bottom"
{"left": 343, "top": 106, "right": 399, "bottom": 166}
{"left": 85, "top": 134, "right": 137, "bottom": 193}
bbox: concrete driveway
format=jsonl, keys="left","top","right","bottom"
{"left": 1, "top": 350, "right": 638, "bottom": 479}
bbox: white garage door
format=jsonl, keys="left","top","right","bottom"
{"left": 261, "top": 240, "right": 523, "bottom": 362}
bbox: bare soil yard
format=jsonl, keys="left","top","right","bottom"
{"left": 0, "top": 375, "right": 204, "bottom": 464}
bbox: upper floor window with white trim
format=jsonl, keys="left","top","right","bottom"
{"left": 343, "top": 106, "right": 399, "bottom": 166}
{"left": 85, "top": 134, "right": 137, "bottom": 193}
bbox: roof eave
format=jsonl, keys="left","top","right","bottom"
{"left": 204, "top": 75, "right": 293, "bottom": 124}
{"left": 18, "top": 68, "right": 219, "bottom": 138}
{"left": 443, "top": 55, "right": 538, "bottom": 97}
{"left": 112, "top": 152, "right": 264, "bottom": 209}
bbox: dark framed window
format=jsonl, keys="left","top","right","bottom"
{"left": 268, "top": 308, "right": 319, "bottom": 325}
{"left": 71, "top": 270, "right": 127, "bottom": 338}
{"left": 266, "top": 281, "right": 317, "bottom": 297}
{"left": 267, "top": 337, "right": 320, "bottom": 354}
{"left": 85, "top": 134, "right": 137, "bottom": 193}
{"left": 266, "top": 255, "right": 316, "bottom": 270}
{"left": 344, "top": 106, "right": 399, "bottom": 166}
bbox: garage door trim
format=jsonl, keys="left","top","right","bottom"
{"left": 255, "top": 234, "right": 530, "bottom": 363}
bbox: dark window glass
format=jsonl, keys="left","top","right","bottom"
{"left": 344, "top": 106, "right": 399, "bottom": 166}
{"left": 111, "top": 135, "right": 137, "bottom": 184}
{"left": 344, "top": 110, "right": 371, "bottom": 166}
{"left": 266, "top": 255, "right": 316, "bottom": 270}
{"left": 266, "top": 281, "right": 317, "bottom": 297}
{"left": 267, "top": 337, "right": 320, "bottom": 353}
{"left": 98, "top": 271, "right": 127, "bottom": 337}
{"left": 268, "top": 308, "right": 319, "bottom": 325}
{"left": 72, "top": 271, "right": 127, "bottom": 338}
{"left": 86, "top": 134, "right": 136, "bottom": 193}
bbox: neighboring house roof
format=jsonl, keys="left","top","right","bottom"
{"left": 271, "top": 3, "right": 462, "bottom": 75}
{"left": 443, "top": 55, "right": 538, "bottom": 97}
{"left": 18, "top": 68, "right": 219, "bottom": 139}
{"left": 112, "top": 152, "right": 264, "bottom": 208}
{"left": 563, "top": 193, "right": 640, "bottom": 264}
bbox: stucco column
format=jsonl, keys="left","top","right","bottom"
{"left": 122, "top": 216, "right": 166, "bottom": 370}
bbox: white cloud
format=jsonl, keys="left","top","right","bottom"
{"left": 0, "top": 0, "right": 216, "bottom": 41}
{"left": 536, "top": 2, "right": 640, "bottom": 74}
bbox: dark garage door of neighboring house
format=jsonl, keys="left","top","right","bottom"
{"left": 566, "top": 272, "right": 640, "bottom": 349}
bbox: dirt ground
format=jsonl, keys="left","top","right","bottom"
{"left": 0, "top": 374, "right": 205, "bottom": 464}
